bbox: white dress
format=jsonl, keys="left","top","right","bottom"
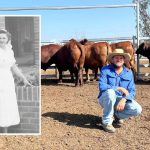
{"left": 0, "top": 45, "right": 20, "bottom": 127}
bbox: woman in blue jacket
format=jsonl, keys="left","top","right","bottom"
{"left": 98, "top": 48, "right": 142, "bottom": 133}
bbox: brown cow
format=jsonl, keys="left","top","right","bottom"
{"left": 49, "top": 39, "right": 85, "bottom": 86}
{"left": 41, "top": 43, "right": 62, "bottom": 70}
{"left": 110, "top": 41, "right": 136, "bottom": 76}
{"left": 41, "top": 43, "right": 75, "bottom": 81}
{"left": 80, "top": 39, "right": 112, "bottom": 81}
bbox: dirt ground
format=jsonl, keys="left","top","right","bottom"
{"left": 0, "top": 76, "right": 150, "bottom": 150}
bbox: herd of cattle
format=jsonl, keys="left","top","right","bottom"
{"left": 41, "top": 39, "right": 150, "bottom": 86}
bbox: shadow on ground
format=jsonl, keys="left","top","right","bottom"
{"left": 135, "top": 79, "right": 150, "bottom": 85}
{"left": 41, "top": 79, "right": 75, "bottom": 87}
{"left": 42, "top": 112, "right": 102, "bottom": 130}
{"left": 41, "top": 79, "right": 98, "bottom": 87}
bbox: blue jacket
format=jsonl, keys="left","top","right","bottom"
{"left": 98, "top": 64, "right": 135, "bottom": 101}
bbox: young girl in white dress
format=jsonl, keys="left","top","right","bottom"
{"left": 0, "top": 29, "right": 31, "bottom": 133}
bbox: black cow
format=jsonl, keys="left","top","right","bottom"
{"left": 136, "top": 42, "right": 150, "bottom": 63}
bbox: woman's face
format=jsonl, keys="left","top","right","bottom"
{"left": 0, "top": 33, "right": 9, "bottom": 48}
{"left": 112, "top": 55, "right": 125, "bottom": 67}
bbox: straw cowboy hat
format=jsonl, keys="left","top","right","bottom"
{"left": 108, "top": 48, "right": 131, "bottom": 63}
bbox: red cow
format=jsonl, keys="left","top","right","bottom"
{"left": 41, "top": 44, "right": 62, "bottom": 71}
{"left": 80, "top": 39, "right": 112, "bottom": 81}
{"left": 41, "top": 43, "right": 75, "bottom": 82}
{"left": 49, "top": 39, "right": 85, "bottom": 86}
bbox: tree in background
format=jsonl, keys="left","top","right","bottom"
{"left": 133, "top": 0, "right": 150, "bottom": 37}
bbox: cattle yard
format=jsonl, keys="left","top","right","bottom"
{"left": 40, "top": 44, "right": 150, "bottom": 149}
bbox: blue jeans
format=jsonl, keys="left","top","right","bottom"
{"left": 98, "top": 89, "right": 142, "bottom": 125}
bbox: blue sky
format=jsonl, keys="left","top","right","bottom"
{"left": 0, "top": 0, "right": 139, "bottom": 42}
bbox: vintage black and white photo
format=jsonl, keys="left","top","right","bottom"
{"left": 0, "top": 16, "right": 40, "bottom": 134}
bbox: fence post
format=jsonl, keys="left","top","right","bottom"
{"left": 136, "top": 1, "right": 140, "bottom": 79}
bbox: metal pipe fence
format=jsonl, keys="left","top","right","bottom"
{"left": 0, "top": 4, "right": 137, "bottom": 11}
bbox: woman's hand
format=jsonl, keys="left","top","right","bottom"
{"left": 11, "top": 64, "right": 33, "bottom": 87}
{"left": 23, "top": 78, "right": 33, "bottom": 87}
